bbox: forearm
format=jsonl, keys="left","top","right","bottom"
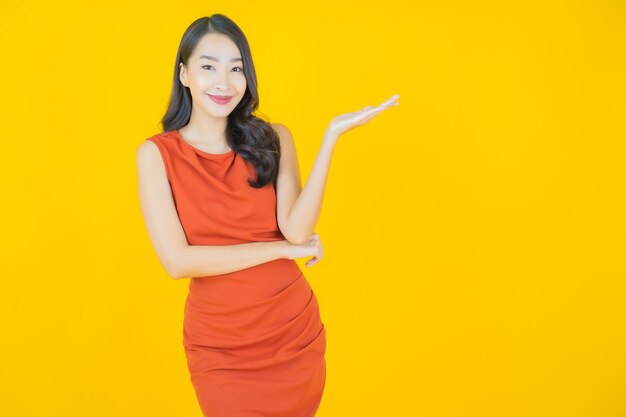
{"left": 285, "top": 132, "right": 338, "bottom": 243}
{"left": 173, "top": 240, "right": 289, "bottom": 280}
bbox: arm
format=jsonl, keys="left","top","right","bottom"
{"left": 273, "top": 123, "right": 338, "bottom": 245}
{"left": 136, "top": 140, "right": 289, "bottom": 280}
{"left": 273, "top": 95, "right": 400, "bottom": 244}
{"left": 176, "top": 241, "right": 288, "bottom": 279}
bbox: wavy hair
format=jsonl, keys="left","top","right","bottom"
{"left": 160, "top": 14, "right": 280, "bottom": 189}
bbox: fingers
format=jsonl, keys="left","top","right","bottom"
{"left": 305, "top": 233, "right": 323, "bottom": 267}
{"left": 305, "top": 254, "right": 321, "bottom": 267}
{"left": 381, "top": 93, "right": 400, "bottom": 106}
{"left": 375, "top": 94, "right": 400, "bottom": 110}
{"left": 360, "top": 94, "right": 400, "bottom": 115}
{"left": 355, "top": 94, "right": 400, "bottom": 124}
{"left": 302, "top": 254, "right": 321, "bottom": 267}
{"left": 305, "top": 256, "right": 318, "bottom": 267}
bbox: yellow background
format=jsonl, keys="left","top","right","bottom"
{"left": 1, "top": 1, "right": 625, "bottom": 416}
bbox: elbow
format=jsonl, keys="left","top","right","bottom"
{"left": 164, "top": 253, "right": 185, "bottom": 280}
{"left": 287, "top": 236, "right": 309, "bottom": 246}
{"left": 170, "top": 259, "right": 190, "bottom": 280}
{"left": 280, "top": 227, "right": 310, "bottom": 246}
{"left": 169, "top": 245, "right": 193, "bottom": 280}
{"left": 169, "top": 269, "right": 183, "bottom": 280}
{"left": 165, "top": 261, "right": 182, "bottom": 280}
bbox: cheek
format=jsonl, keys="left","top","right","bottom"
{"left": 236, "top": 76, "right": 247, "bottom": 91}
{"left": 189, "top": 75, "right": 206, "bottom": 89}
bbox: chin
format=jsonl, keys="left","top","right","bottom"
{"left": 203, "top": 108, "right": 233, "bottom": 118}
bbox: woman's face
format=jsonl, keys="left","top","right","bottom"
{"left": 179, "top": 33, "right": 247, "bottom": 118}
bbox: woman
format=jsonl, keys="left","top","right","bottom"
{"left": 136, "top": 14, "right": 399, "bottom": 417}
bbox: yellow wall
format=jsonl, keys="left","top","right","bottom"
{"left": 1, "top": 1, "right": 625, "bottom": 416}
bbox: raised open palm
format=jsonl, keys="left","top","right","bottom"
{"left": 327, "top": 94, "right": 400, "bottom": 137}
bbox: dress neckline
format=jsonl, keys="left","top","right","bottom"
{"left": 173, "top": 129, "right": 234, "bottom": 159}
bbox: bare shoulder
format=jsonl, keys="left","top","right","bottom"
{"left": 270, "top": 122, "right": 286, "bottom": 133}
{"left": 136, "top": 140, "right": 166, "bottom": 174}
{"left": 270, "top": 122, "right": 294, "bottom": 148}
{"left": 136, "top": 139, "right": 159, "bottom": 163}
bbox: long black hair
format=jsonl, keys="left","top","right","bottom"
{"left": 161, "top": 14, "right": 280, "bottom": 189}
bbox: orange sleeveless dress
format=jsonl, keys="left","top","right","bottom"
{"left": 146, "top": 130, "right": 326, "bottom": 417}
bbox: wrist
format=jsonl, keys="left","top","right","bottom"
{"left": 273, "top": 240, "right": 290, "bottom": 259}
{"left": 323, "top": 129, "right": 340, "bottom": 145}
{"left": 322, "top": 132, "right": 339, "bottom": 154}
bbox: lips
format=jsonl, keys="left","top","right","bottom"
{"left": 208, "top": 94, "right": 233, "bottom": 105}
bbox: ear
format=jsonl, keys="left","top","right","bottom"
{"left": 179, "top": 62, "right": 188, "bottom": 87}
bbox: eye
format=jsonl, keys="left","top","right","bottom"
{"left": 202, "top": 65, "right": 244, "bottom": 72}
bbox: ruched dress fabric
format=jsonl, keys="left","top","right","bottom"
{"left": 146, "top": 130, "right": 326, "bottom": 417}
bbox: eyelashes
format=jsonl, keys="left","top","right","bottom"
{"left": 202, "top": 65, "right": 243, "bottom": 72}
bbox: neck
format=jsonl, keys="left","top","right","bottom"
{"left": 181, "top": 107, "right": 229, "bottom": 147}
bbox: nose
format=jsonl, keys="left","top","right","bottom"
{"left": 214, "top": 71, "right": 229, "bottom": 91}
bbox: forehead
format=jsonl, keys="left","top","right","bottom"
{"left": 192, "top": 33, "right": 241, "bottom": 60}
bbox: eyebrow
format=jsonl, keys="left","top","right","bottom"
{"left": 199, "top": 55, "right": 243, "bottom": 63}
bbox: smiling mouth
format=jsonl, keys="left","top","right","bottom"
{"left": 208, "top": 94, "right": 233, "bottom": 105}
